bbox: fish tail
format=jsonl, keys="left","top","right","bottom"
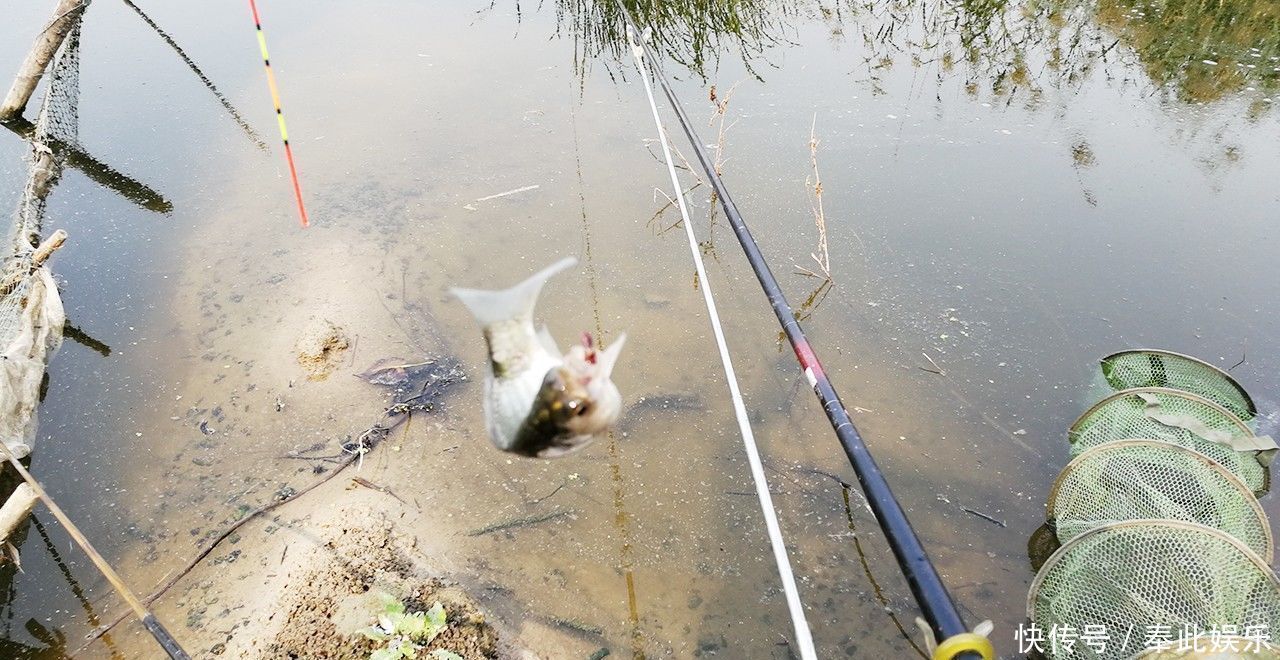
{"left": 598, "top": 332, "right": 626, "bottom": 377}
{"left": 451, "top": 256, "right": 578, "bottom": 327}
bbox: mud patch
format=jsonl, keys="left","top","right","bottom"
{"left": 265, "top": 522, "right": 500, "bottom": 659}
{"left": 295, "top": 318, "right": 350, "bottom": 380}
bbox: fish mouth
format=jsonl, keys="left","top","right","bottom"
{"left": 570, "top": 331, "right": 626, "bottom": 382}
{"left": 503, "top": 331, "right": 626, "bottom": 459}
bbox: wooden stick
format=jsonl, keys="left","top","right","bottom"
{"left": 0, "top": 0, "right": 90, "bottom": 119}
{"left": 0, "top": 229, "right": 67, "bottom": 296}
{"left": 0, "top": 443, "right": 190, "bottom": 658}
{"left": 0, "top": 484, "right": 37, "bottom": 542}
{"left": 31, "top": 228, "right": 66, "bottom": 265}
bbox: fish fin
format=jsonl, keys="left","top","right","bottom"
{"left": 598, "top": 333, "right": 627, "bottom": 378}
{"left": 536, "top": 325, "right": 560, "bottom": 355}
{"left": 450, "top": 256, "right": 578, "bottom": 327}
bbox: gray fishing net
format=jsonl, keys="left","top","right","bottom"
{"left": 1068, "top": 387, "right": 1267, "bottom": 495}
{"left": 1101, "top": 350, "right": 1256, "bottom": 422}
{"left": 0, "top": 18, "right": 79, "bottom": 458}
{"left": 1028, "top": 520, "right": 1280, "bottom": 660}
{"left": 10, "top": 20, "right": 80, "bottom": 256}
{"left": 1047, "top": 440, "right": 1271, "bottom": 560}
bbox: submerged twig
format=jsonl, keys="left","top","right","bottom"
{"left": 467, "top": 510, "right": 573, "bottom": 537}
{"left": 351, "top": 476, "right": 406, "bottom": 504}
{"left": 475, "top": 184, "right": 539, "bottom": 202}
{"left": 82, "top": 410, "right": 414, "bottom": 646}
{"left": 961, "top": 507, "right": 1007, "bottom": 528}
{"left": 937, "top": 494, "right": 1007, "bottom": 527}
{"left": 1229, "top": 345, "right": 1246, "bottom": 371}
{"left": 919, "top": 352, "right": 945, "bottom": 376}
{"left": 541, "top": 615, "right": 605, "bottom": 638}
{"left": 532, "top": 480, "right": 567, "bottom": 505}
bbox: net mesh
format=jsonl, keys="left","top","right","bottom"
{"left": 1131, "top": 636, "right": 1267, "bottom": 658}
{"left": 9, "top": 18, "right": 80, "bottom": 266}
{"left": 0, "top": 16, "right": 79, "bottom": 457}
{"left": 1102, "top": 350, "right": 1256, "bottom": 422}
{"left": 1028, "top": 520, "right": 1280, "bottom": 660}
{"left": 1048, "top": 440, "right": 1272, "bottom": 560}
{"left": 1068, "top": 388, "right": 1267, "bottom": 494}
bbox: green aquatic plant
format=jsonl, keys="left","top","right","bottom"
{"left": 556, "top": 0, "right": 802, "bottom": 78}
{"left": 358, "top": 593, "right": 459, "bottom": 660}
{"left": 848, "top": 0, "right": 1278, "bottom": 110}
{"left": 1094, "top": 0, "right": 1280, "bottom": 104}
{"left": 476, "top": 0, "right": 802, "bottom": 79}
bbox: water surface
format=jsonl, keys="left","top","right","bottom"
{"left": 0, "top": 0, "right": 1278, "bottom": 657}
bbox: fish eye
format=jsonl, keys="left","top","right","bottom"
{"left": 574, "top": 402, "right": 592, "bottom": 416}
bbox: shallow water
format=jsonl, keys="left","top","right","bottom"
{"left": 1, "top": 0, "right": 1279, "bottom": 657}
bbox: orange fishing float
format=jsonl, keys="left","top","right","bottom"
{"left": 248, "top": 0, "right": 309, "bottom": 227}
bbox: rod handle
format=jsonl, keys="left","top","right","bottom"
{"left": 142, "top": 615, "right": 191, "bottom": 660}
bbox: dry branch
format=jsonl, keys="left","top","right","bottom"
{"left": 796, "top": 114, "right": 834, "bottom": 282}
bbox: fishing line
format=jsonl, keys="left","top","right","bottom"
{"left": 247, "top": 0, "right": 309, "bottom": 227}
{"left": 570, "top": 96, "right": 646, "bottom": 658}
{"left": 623, "top": 30, "right": 818, "bottom": 660}
{"left": 616, "top": 5, "right": 985, "bottom": 657}
{"left": 0, "top": 447, "right": 190, "bottom": 659}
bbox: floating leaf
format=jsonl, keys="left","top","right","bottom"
{"left": 357, "top": 357, "right": 414, "bottom": 386}
{"left": 355, "top": 356, "right": 466, "bottom": 405}
{"left": 429, "top": 651, "right": 464, "bottom": 660}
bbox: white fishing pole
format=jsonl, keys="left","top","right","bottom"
{"left": 624, "top": 27, "right": 819, "bottom": 660}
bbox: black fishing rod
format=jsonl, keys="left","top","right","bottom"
{"left": 615, "top": 6, "right": 988, "bottom": 658}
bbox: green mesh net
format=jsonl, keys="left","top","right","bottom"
{"left": 1130, "top": 636, "right": 1268, "bottom": 658}
{"left": 1028, "top": 520, "right": 1280, "bottom": 660}
{"left": 1136, "top": 636, "right": 1274, "bottom": 654}
{"left": 1048, "top": 440, "right": 1271, "bottom": 560}
{"left": 1101, "top": 350, "right": 1256, "bottom": 422}
{"left": 1068, "top": 388, "right": 1267, "bottom": 495}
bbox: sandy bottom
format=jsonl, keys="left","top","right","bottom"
{"left": 71, "top": 180, "right": 1036, "bottom": 658}
{"left": 70, "top": 75, "right": 1042, "bottom": 656}
{"left": 85, "top": 195, "right": 645, "bottom": 658}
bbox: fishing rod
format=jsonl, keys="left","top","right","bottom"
{"left": 247, "top": 0, "right": 309, "bottom": 227}
{"left": 0, "top": 446, "right": 191, "bottom": 658}
{"left": 615, "top": 6, "right": 991, "bottom": 659}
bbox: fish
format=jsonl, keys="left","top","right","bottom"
{"left": 451, "top": 257, "right": 626, "bottom": 458}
